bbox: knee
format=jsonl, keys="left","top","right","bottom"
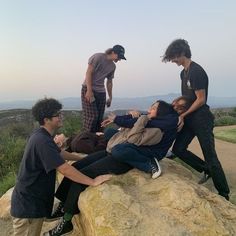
{"left": 172, "top": 143, "right": 186, "bottom": 157}
{"left": 111, "top": 144, "right": 131, "bottom": 161}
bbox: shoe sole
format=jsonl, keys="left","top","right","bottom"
{"left": 152, "top": 158, "right": 162, "bottom": 179}
{"left": 198, "top": 175, "right": 211, "bottom": 184}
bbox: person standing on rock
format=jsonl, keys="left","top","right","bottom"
{"left": 10, "top": 98, "right": 111, "bottom": 236}
{"left": 81, "top": 45, "right": 126, "bottom": 132}
{"left": 162, "top": 38, "right": 230, "bottom": 200}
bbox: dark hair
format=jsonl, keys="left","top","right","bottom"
{"left": 32, "top": 98, "right": 62, "bottom": 125}
{"left": 162, "top": 39, "right": 191, "bottom": 62}
{"left": 175, "top": 96, "right": 193, "bottom": 111}
{"left": 105, "top": 48, "right": 113, "bottom": 54}
{"left": 156, "top": 100, "right": 175, "bottom": 117}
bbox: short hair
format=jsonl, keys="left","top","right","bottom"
{"left": 162, "top": 39, "right": 191, "bottom": 62}
{"left": 175, "top": 96, "right": 193, "bottom": 111}
{"left": 155, "top": 100, "right": 175, "bottom": 118}
{"left": 32, "top": 98, "right": 62, "bottom": 125}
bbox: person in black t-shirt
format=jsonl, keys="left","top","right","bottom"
{"left": 162, "top": 39, "right": 230, "bottom": 200}
{"left": 10, "top": 98, "right": 111, "bottom": 236}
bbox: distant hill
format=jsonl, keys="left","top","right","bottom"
{"left": 1, "top": 94, "right": 236, "bottom": 110}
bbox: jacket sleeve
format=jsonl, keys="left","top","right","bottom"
{"left": 114, "top": 115, "right": 138, "bottom": 128}
{"left": 145, "top": 114, "right": 179, "bottom": 131}
{"left": 126, "top": 115, "right": 163, "bottom": 146}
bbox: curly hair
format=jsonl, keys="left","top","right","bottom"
{"left": 162, "top": 39, "right": 191, "bottom": 62}
{"left": 32, "top": 98, "right": 62, "bottom": 125}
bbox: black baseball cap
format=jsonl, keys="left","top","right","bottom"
{"left": 112, "top": 45, "right": 126, "bottom": 60}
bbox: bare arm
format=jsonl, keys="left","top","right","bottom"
{"left": 106, "top": 79, "right": 113, "bottom": 107}
{"left": 60, "top": 150, "right": 84, "bottom": 161}
{"left": 85, "top": 64, "right": 95, "bottom": 103}
{"left": 57, "top": 162, "right": 112, "bottom": 187}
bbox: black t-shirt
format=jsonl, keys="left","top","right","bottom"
{"left": 180, "top": 61, "right": 208, "bottom": 102}
{"left": 11, "top": 127, "right": 65, "bottom": 218}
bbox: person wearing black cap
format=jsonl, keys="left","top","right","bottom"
{"left": 81, "top": 45, "right": 126, "bottom": 132}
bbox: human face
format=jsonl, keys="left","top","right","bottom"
{"left": 170, "top": 55, "right": 185, "bottom": 66}
{"left": 173, "top": 99, "right": 186, "bottom": 114}
{"left": 47, "top": 111, "right": 63, "bottom": 129}
{"left": 148, "top": 102, "right": 159, "bottom": 118}
{"left": 110, "top": 52, "right": 120, "bottom": 63}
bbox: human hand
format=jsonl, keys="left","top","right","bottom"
{"left": 92, "top": 174, "right": 112, "bottom": 186}
{"left": 106, "top": 98, "right": 112, "bottom": 107}
{"left": 128, "top": 110, "right": 141, "bottom": 118}
{"left": 177, "top": 115, "right": 184, "bottom": 132}
{"left": 54, "top": 134, "right": 67, "bottom": 148}
{"left": 101, "top": 113, "right": 116, "bottom": 127}
{"left": 85, "top": 90, "right": 95, "bottom": 103}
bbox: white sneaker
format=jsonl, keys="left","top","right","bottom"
{"left": 150, "top": 158, "right": 162, "bottom": 179}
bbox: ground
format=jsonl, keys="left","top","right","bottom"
{"left": 1, "top": 125, "right": 236, "bottom": 235}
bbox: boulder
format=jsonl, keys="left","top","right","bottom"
{"left": 76, "top": 159, "right": 236, "bottom": 236}
{"left": 0, "top": 187, "right": 14, "bottom": 220}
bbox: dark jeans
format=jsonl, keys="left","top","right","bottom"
{"left": 55, "top": 150, "right": 132, "bottom": 214}
{"left": 172, "top": 105, "right": 230, "bottom": 197}
{"left": 111, "top": 143, "right": 154, "bottom": 173}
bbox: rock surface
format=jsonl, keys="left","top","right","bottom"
{"left": 76, "top": 159, "right": 236, "bottom": 236}
{"left": 1, "top": 159, "right": 236, "bottom": 236}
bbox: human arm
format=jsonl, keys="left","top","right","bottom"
{"left": 85, "top": 64, "right": 95, "bottom": 103}
{"left": 60, "top": 150, "right": 84, "bottom": 161}
{"left": 126, "top": 115, "right": 163, "bottom": 145}
{"left": 57, "top": 163, "right": 112, "bottom": 186}
{"left": 106, "top": 79, "right": 113, "bottom": 107}
{"left": 180, "top": 89, "right": 206, "bottom": 119}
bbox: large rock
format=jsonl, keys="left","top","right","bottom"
{"left": 1, "top": 159, "right": 236, "bottom": 235}
{"left": 76, "top": 159, "right": 236, "bottom": 236}
{"left": 0, "top": 187, "right": 13, "bottom": 220}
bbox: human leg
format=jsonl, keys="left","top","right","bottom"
{"left": 44, "top": 156, "right": 132, "bottom": 236}
{"left": 172, "top": 125, "right": 208, "bottom": 173}
{"left": 12, "top": 217, "right": 44, "bottom": 236}
{"left": 193, "top": 111, "right": 230, "bottom": 198}
{"left": 81, "top": 86, "right": 99, "bottom": 132}
{"left": 93, "top": 91, "right": 106, "bottom": 132}
{"left": 111, "top": 143, "right": 157, "bottom": 173}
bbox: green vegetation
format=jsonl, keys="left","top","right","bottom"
{"left": 0, "top": 109, "right": 83, "bottom": 197}
{"left": 213, "top": 107, "right": 236, "bottom": 126}
{"left": 214, "top": 128, "right": 236, "bottom": 143}
{"left": 0, "top": 107, "right": 236, "bottom": 197}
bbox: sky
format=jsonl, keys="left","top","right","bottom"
{"left": 0, "top": 0, "right": 236, "bottom": 102}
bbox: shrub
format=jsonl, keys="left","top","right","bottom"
{"left": 214, "top": 116, "right": 236, "bottom": 126}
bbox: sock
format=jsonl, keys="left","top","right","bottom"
{"left": 63, "top": 212, "right": 73, "bottom": 222}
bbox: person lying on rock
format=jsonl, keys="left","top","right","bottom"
{"left": 10, "top": 98, "right": 112, "bottom": 236}
{"left": 43, "top": 99, "right": 190, "bottom": 236}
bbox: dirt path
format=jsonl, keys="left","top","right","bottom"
{"left": 188, "top": 125, "right": 236, "bottom": 203}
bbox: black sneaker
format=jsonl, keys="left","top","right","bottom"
{"left": 45, "top": 202, "right": 64, "bottom": 222}
{"left": 43, "top": 218, "right": 73, "bottom": 236}
{"left": 198, "top": 172, "right": 211, "bottom": 184}
{"left": 150, "top": 158, "right": 162, "bottom": 179}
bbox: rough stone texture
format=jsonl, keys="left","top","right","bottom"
{"left": 1, "top": 159, "right": 236, "bottom": 236}
{"left": 0, "top": 187, "right": 13, "bottom": 220}
{"left": 76, "top": 159, "right": 236, "bottom": 236}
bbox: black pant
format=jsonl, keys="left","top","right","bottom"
{"left": 172, "top": 105, "right": 230, "bottom": 197}
{"left": 55, "top": 150, "right": 132, "bottom": 214}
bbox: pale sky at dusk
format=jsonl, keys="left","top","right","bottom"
{"left": 1, "top": 0, "right": 236, "bottom": 102}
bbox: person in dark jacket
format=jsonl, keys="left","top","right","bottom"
{"left": 43, "top": 100, "right": 184, "bottom": 236}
